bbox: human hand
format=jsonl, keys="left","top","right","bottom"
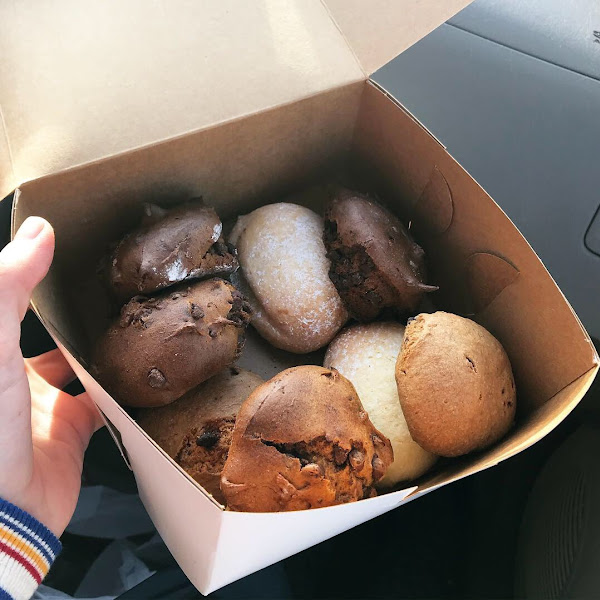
{"left": 0, "top": 217, "right": 103, "bottom": 536}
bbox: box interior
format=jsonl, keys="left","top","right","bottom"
{"left": 13, "top": 79, "right": 599, "bottom": 501}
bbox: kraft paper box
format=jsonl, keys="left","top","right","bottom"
{"left": 1, "top": 1, "right": 598, "bottom": 594}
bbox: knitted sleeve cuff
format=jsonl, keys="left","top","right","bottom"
{"left": 0, "top": 498, "right": 61, "bottom": 600}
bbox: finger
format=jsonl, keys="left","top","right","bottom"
{"left": 26, "top": 348, "right": 76, "bottom": 390}
{"left": 0, "top": 218, "right": 54, "bottom": 486}
{"left": 0, "top": 217, "right": 54, "bottom": 320}
{"left": 76, "top": 392, "right": 105, "bottom": 435}
{"left": 0, "top": 360, "right": 33, "bottom": 493}
{"left": 50, "top": 391, "right": 104, "bottom": 452}
{"left": 32, "top": 388, "right": 104, "bottom": 453}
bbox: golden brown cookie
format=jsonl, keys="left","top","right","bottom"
{"left": 92, "top": 278, "right": 251, "bottom": 407}
{"left": 396, "top": 312, "right": 516, "bottom": 457}
{"left": 137, "top": 367, "right": 263, "bottom": 504}
{"left": 221, "top": 365, "right": 394, "bottom": 512}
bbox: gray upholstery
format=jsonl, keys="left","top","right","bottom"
{"left": 450, "top": 0, "right": 600, "bottom": 80}
{"left": 374, "top": 4, "right": 600, "bottom": 339}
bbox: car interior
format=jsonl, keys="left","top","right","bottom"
{"left": 3, "top": 0, "right": 599, "bottom": 597}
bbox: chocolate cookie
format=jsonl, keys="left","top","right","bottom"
{"left": 396, "top": 312, "right": 516, "bottom": 457}
{"left": 221, "top": 365, "right": 393, "bottom": 512}
{"left": 109, "top": 201, "right": 237, "bottom": 302}
{"left": 324, "top": 188, "right": 436, "bottom": 321}
{"left": 230, "top": 203, "right": 347, "bottom": 353}
{"left": 92, "top": 278, "right": 251, "bottom": 407}
{"left": 137, "top": 367, "right": 263, "bottom": 503}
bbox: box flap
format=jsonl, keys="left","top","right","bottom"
{"left": 208, "top": 486, "right": 416, "bottom": 594}
{"left": 323, "top": 0, "right": 473, "bottom": 75}
{"left": 0, "top": 113, "right": 14, "bottom": 200}
{"left": 0, "top": 1, "right": 473, "bottom": 191}
{"left": 0, "top": 1, "right": 363, "bottom": 190}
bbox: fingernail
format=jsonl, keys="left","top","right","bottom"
{"left": 15, "top": 217, "right": 46, "bottom": 241}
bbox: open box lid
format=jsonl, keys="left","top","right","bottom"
{"left": 0, "top": 0, "right": 471, "bottom": 200}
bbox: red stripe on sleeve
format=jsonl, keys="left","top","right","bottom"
{"left": 0, "top": 539, "right": 42, "bottom": 584}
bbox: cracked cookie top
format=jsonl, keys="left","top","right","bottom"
{"left": 221, "top": 365, "right": 393, "bottom": 512}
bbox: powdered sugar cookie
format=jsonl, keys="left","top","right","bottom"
{"left": 230, "top": 203, "right": 347, "bottom": 353}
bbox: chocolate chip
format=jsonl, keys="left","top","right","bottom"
{"left": 228, "top": 313, "right": 244, "bottom": 326}
{"left": 147, "top": 368, "right": 167, "bottom": 389}
{"left": 349, "top": 448, "right": 365, "bottom": 472}
{"left": 130, "top": 307, "right": 153, "bottom": 328}
{"left": 190, "top": 303, "right": 204, "bottom": 319}
{"left": 333, "top": 445, "right": 348, "bottom": 466}
{"left": 229, "top": 366, "right": 240, "bottom": 376}
{"left": 301, "top": 463, "right": 324, "bottom": 477}
{"left": 196, "top": 430, "right": 220, "bottom": 448}
{"left": 208, "top": 326, "right": 219, "bottom": 338}
{"left": 371, "top": 434, "right": 385, "bottom": 447}
{"left": 227, "top": 292, "right": 252, "bottom": 327}
{"left": 372, "top": 455, "right": 385, "bottom": 481}
{"left": 212, "top": 240, "right": 229, "bottom": 256}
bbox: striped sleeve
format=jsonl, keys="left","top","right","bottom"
{"left": 0, "top": 498, "right": 61, "bottom": 600}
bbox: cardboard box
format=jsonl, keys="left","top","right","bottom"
{"left": 2, "top": 1, "right": 598, "bottom": 594}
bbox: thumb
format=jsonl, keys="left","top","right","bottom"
{"left": 0, "top": 217, "right": 55, "bottom": 320}
{"left": 0, "top": 216, "right": 54, "bottom": 494}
